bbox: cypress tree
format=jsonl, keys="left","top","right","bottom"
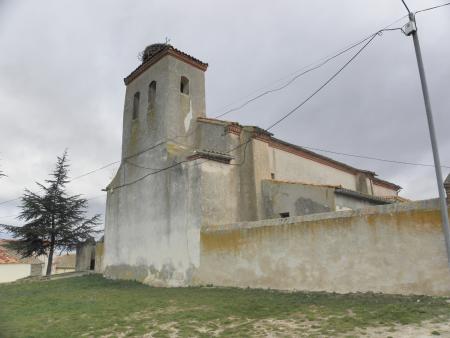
{"left": 2, "top": 151, "right": 101, "bottom": 275}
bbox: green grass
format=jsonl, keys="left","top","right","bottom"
{"left": 0, "top": 275, "right": 449, "bottom": 337}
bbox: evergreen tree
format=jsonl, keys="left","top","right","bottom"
{"left": 2, "top": 151, "right": 101, "bottom": 275}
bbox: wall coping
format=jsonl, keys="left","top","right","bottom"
{"left": 202, "top": 199, "right": 441, "bottom": 233}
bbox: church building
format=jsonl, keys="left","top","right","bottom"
{"left": 103, "top": 44, "right": 403, "bottom": 286}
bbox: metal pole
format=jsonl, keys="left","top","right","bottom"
{"left": 409, "top": 12, "right": 450, "bottom": 267}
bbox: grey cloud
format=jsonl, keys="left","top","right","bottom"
{"left": 0, "top": 0, "right": 449, "bottom": 231}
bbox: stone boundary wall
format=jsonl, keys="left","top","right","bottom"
{"left": 94, "top": 241, "right": 104, "bottom": 273}
{"left": 194, "top": 199, "right": 450, "bottom": 296}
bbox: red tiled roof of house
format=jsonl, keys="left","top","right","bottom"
{"left": 0, "top": 240, "right": 43, "bottom": 265}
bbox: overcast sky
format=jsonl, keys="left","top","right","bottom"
{"left": 0, "top": 0, "right": 449, "bottom": 232}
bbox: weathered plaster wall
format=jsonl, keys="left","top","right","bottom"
{"left": 0, "top": 264, "right": 31, "bottom": 283}
{"left": 261, "top": 180, "right": 335, "bottom": 218}
{"left": 122, "top": 57, "right": 169, "bottom": 159}
{"left": 104, "top": 52, "right": 208, "bottom": 286}
{"left": 30, "top": 263, "right": 42, "bottom": 277}
{"left": 195, "top": 199, "right": 450, "bottom": 296}
{"left": 95, "top": 241, "right": 104, "bottom": 273}
{"left": 200, "top": 161, "right": 240, "bottom": 226}
{"left": 195, "top": 120, "right": 229, "bottom": 154}
{"left": 76, "top": 240, "right": 95, "bottom": 271}
{"left": 121, "top": 55, "right": 206, "bottom": 159}
{"left": 270, "top": 146, "right": 358, "bottom": 191}
{"left": 104, "top": 160, "right": 202, "bottom": 286}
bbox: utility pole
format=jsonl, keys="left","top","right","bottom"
{"left": 401, "top": 1, "right": 450, "bottom": 267}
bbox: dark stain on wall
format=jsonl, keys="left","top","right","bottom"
{"left": 295, "top": 197, "right": 331, "bottom": 215}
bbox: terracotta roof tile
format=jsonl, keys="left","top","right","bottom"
{"left": 0, "top": 240, "right": 43, "bottom": 265}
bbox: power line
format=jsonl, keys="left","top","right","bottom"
{"left": 1, "top": 4, "right": 447, "bottom": 203}
{"left": 0, "top": 164, "right": 116, "bottom": 205}
{"left": 70, "top": 161, "right": 120, "bottom": 181}
{"left": 115, "top": 22, "right": 450, "bottom": 190}
{"left": 416, "top": 2, "right": 450, "bottom": 14}
{"left": 0, "top": 197, "right": 20, "bottom": 206}
{"left": 210, "top": 15, "right": 409, "bottom": 118}
{"left": 100, "top": 15, "right": 412, "bottom": 167}
{"left": 113, "top": 137, "right": 255, "bottom": 190}
{"left": 95, "top": 24, "right": 387, "bottom": 179}
{"left": 215, "top": 34, "right": 378, "bottom": 119}
{"left": 265, "top": 32, "right": 383, "bottom": 131}
{"left": 124, "top": 22, "right": 387, "bottom": 163}
{"left": 111, "top": 159, "right": 190, "bottom": 190}
{"left": 132, "top": 4, "right": 440, "bottom": 154}
{"left": 109, "top": 29, "right": 387, "bottom": 191}
{"left": 2, "top": 15, "right": 409, "bottom": 203}
{"left": 125, "top": 159, "right": 167, "bottom": 171}
{"left": 128, "top": 39, "right": 374, "bottom": 174}
{"left": 0, "top": 214, "right": 17, "bottom": 219}
{"left": 0, "top": 193, "right": 107, "bottom": 219}
{"left": 302, "top": 146, "right": 450, "bottom": 169}
{"left": 120, "top": 25, "right": 409, "bottom": 175}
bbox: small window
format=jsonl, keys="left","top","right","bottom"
{"left": 132, "top": 92, "right": 140, "bottom": 120}
{"left": 271, "top": 173, "right": 275, "bottom": 179}
{"left": 148, "top": 81, "right": 156, "bottom": 111}
{"left": 280, "top": 212, "right": 290, "bottom": 218}
{"left": 180, "top": 76, "right": 189, "bottom": 95}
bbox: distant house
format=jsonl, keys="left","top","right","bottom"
{"left": 0, "top": 240, "right": 43, "bottom": 283}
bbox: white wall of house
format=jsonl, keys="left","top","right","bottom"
{"left": 0, "top": 264, "right": 31, "bottom": 283}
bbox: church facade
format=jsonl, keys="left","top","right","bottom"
{"left": 103, "top": 44, "right": 402, "bottom": 286}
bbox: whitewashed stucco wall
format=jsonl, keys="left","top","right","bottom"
{"left": 0, "top": 264, "right": 31, "bottom": 283}
{"left": 270, "top": 146, "right": 358, "bottom": 191}
{"left": 195, "top": 199, "right": 450, "bottom": 296}
{"left": 104, "top": 53, "right": 208, "bottom": 286}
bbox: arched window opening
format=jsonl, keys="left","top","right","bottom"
{"left": 180, "top": 76, "right": 189, "bottom": 95}
{"left": 148, "top": 81, "right": 156, "bottom": 111}
{"left": 132, "top": 92, "right": 140, "bottom": 120}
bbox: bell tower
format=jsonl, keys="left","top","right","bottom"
{"left": 104, "top": 45, "right": 209, "bottom": 286}
{"left": 121, "top": 44, "right": 208, "bottom": 159}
